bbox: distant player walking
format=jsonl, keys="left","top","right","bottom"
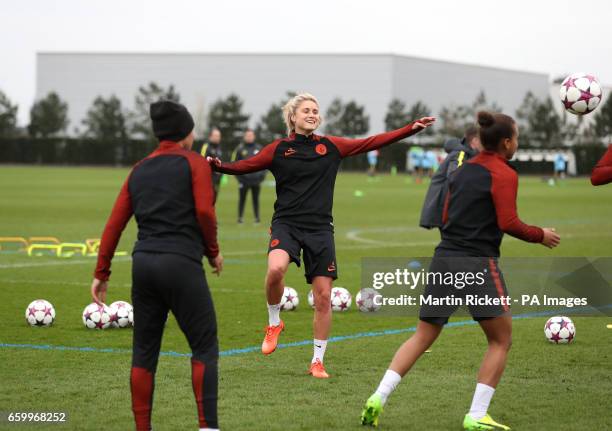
{"left": 361, "top": 111, "right": 560, "bottom": 430}
{"left": 208, "top": 93, "right": 434, "bottom": 378}
{"left": 91, "top": 101, "right": 223, "bottom": 431}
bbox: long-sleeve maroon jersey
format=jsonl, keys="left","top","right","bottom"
{"left": 439, "top": 151, "right": 544, "bottom": 256}
{"left": 94, "top": 141, "right": 219, "bottom": 281}
{"left": 214, "top": 123, "right": 424, "bottom": 229}
{"left": 591, "top": 144, "right": 612, "bottom": 186}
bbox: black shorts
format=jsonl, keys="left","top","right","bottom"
{"left": 268, "top": 223, "right": 337, "bottom": 284}
{"left": 419, "top": 253, "right": 510, "bottom": 326}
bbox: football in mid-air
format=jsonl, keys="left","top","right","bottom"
{"left": 25, "top": 299, "right": 56, "bottom": 327}
{"left": 109, "top": 301, "right": 134, "bottom": 328}
{"left": 356, "top": 288, "right": 382, "bottom": 313}
{"left": 82, "top": 303, "right": 112, "bottom": 329}
{"left": 559, "top": 73, "right": 602, "bottom": 115}
{"left": 280, "top": 287, "right": 299, "bottom": 311}
{"left": 331, "top": 287, "right": 352, "bottom": 312}
{"left": 544, "top": 316, "right": 575, "bottom": 344}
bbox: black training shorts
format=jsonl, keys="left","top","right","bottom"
{"left": 419, "top": 251, "right": 510, "bottom": 326}
{"left": 268, "top": 223, "right": 337, "bottom": 284}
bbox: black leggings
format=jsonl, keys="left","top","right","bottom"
{"left": 131, "top": 252, "right": 218, "bottom": 430}
{"left": 238, "top": 184, "right": 261, "bottom": 219}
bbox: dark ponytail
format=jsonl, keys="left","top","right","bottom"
{"left": 477, "top": 111, "right": 516, "bottom": 151}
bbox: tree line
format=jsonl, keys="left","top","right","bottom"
{"left": 1, "top": 82, "right": 611, "bottom": 154}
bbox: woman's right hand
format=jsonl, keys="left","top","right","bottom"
{"left": 541, "top": 228, "right": 560, "bottom": 248}
{"left": 206, "top": 156, "right": 222, "bottom": 169}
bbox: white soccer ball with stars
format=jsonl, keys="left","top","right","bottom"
{"left": 109, "top": 301, "right": 134, "bottom": 328}
{"left": 356, "top": 288, "right": 382, "bottom": 313}
{"left": 25, "top": 299, "right": 56, "bottom": 327}
{"left": 82, "top": 302, "right": 112, "bottom": 329}
{"left": 331, "top": 287, "right": 352, "bottom": 312}
{"left": 559, "top": 73, "right": 602, "bottom": 115}
{"left": 544, "top": 316, "right": 575, "bottom": 344}
{"left": 280, "top": 287, "right": 299, "bottom": 311}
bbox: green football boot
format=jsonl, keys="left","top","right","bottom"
{"left": 360, "top": 394, "right": 383, "bottom": 427}
{"left": 463, "top": 413, "right": 511, "bottom": 430}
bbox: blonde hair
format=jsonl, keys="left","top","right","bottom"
{"left": 282, "top": 92, "right": 322, "bottom": 136}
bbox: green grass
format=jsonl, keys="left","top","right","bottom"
{"left": 0, "top": 166, "right": 611, "bottom": 430}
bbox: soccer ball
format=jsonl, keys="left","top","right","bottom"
{"left": 331, "top": 287, "right": 352, "bottom": 312}
{"left": 82, "top": 302, "right": 112, "bottom": 329}
{"left": 109, "top": 301, "right": 134, "bottom": 328}
{"left": 356, "top": 288, "right": 382, "bottom": 313}
{"left": 544, "top": 316, "right": 575, "bottom": 344}
{"left": 25, "top": 299, "right": 55, "bottom": 327}
{"left": 308, "top": 290, "right": 315, "bottom": 308}
{"left": 280, "top": 287, "right": 299, "bottom": 311}
{"left": 559, "top": 73, "right": 602, "bottom": 115}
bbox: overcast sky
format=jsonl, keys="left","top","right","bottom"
{"left": 2, "top": 0, "right": 610, "bottom": 125}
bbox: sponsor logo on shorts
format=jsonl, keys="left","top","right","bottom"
{"left": 327, "top": 261, "right": 336, "bottom": 272}
{"left": 315, "top": 144, "right": 327, "bottom": 155}
{"left": 284, "top": 148, "right": 297, "bottom": 157}
{"left": 270, "top": 239, "right": 280, "bottom": 247}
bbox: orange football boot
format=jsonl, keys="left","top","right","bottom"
{"left": 261, "top": 320, "right": 284, "bottom": 355}
{"left": 308, "top": 359, "right": 329, "bottom": 379}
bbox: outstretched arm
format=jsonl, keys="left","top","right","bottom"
{"left": 210, "top": 140, "right": 280, "bottom": 174}
{"left": 591, "top": 144, "right": 612, "bottom": 186}
{"left": 327, "top": 117, "right": 436, "bottom": 158}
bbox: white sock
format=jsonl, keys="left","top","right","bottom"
{"left": 311, "top": 339, "right": 328, "bottom": 363}
{"left": 469, "top": 383, "right": 495, "bottom": 420}
{"left": 267, "top": 303, "right": 281, "bottom": 326}
{"left": 200, "top": 428, "right": 219, "bottom": 431}
{"left": 374, "top": 369, "right": 402, "bottom": 405}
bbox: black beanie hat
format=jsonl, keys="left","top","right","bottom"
{"left": 150, "top": 100, "right": 195, "bottom": 142}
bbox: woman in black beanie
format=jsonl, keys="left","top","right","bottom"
{"left": 91, "top": 100, "right": 223, "bottom": 431}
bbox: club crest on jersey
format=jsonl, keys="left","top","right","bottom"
{"left": 315, "top": 144, "right": 327, "bottom": 155}
{"left": 284, "top": 148, "right": 297, "bottom": 157}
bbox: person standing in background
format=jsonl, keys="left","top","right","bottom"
{"left": 420, "top": 126, "right": 482, "bottom": 230}
{"left": 554, "top": 152, "right": 566, "bottom": 181}
{"left": 200, "top": 128, "right": 223, "bottom": 203}
{"left": 233, "top": 129, "right": 266, "bottom": 224}
{"left": 367, "top": 150, "right": 379, "bottom": 176}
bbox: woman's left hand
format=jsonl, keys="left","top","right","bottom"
{"left": 413, "top": 116, "right": 436, "bottom": 130}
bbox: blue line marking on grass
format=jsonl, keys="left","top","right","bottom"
{"left": 2, "top": 306, "right": 610, "bottom": 358}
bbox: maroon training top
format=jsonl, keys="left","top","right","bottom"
{"left": 94, "top": 141, "right": 219, "bottom": 281}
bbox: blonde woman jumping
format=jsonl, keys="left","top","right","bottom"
{"left": 208, "top": 93, "right": 434, "bottom": 378}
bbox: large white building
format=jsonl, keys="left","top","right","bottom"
{"left": 36, "top": 52, "right": 550, "bottom": 136}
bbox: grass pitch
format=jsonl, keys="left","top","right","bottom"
{"left": 0, "top": 166, "right": 611, "bottom": 430}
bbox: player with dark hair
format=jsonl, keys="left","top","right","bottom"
{"left": 91, "top": 100, "right": 223, "bottom": 431}
{"left": 591, "top": 144, "right": 612, "bottom": 185}
{"left": 233, "top": 129, "right": 266, "bottom": 224}
{"left": 420, "top": 125, "right": 483, "bottom": 229}
{"left": 361, "top": 111, "right": 560, "bottom": 430}
{"left": 208, "top": 92, "right": 435, "bottom": 378}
